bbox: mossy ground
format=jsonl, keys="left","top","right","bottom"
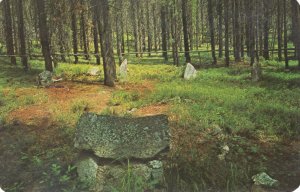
{"left": 0, "top": 56, "right": 299, "bottom": 191}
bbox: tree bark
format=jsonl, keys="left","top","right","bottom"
{"left": 17, "top": 0, "right": 29, "bottom": 71}
{"left": 218, "top": 0, "right": 223, "bottom": 58}
{"left": 181, "top": 0, "right": 191, "bottom": 63}
{"left": 224, "top": 0, "right": 229, "bottom": 67}
{"left": 207, "top": 0, "right": 217, "bottom": 65}
{"left": 277, "top": 0, "right": 283, "bottom": 61}
{"left": 161, "top": 4, "right": 168, "bottom": 61}
{"left": 36, "top": 0, "right": 53, "bottom": 72}
{"left": 100, "top": 0, "right": 116, "bottom": 86}
{"left": 291, "top": 0, "right": 300, "bottom": 66}
{"left": 263, "top": 0, "right": 270, "bottom": 60}
{"left": 284, "top": 0, "right": 289, "bottom": 68}
{"left": 3, "top": 0, "right": 16, "bottom": 65}
{"left": 71, "top": 1, "right": 79, "bottom": 64}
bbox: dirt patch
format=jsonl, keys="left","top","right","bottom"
{"left": 134, "top": 103, "right": 169, "bottom": 117}
{"left": 8, "top": 105, "right": 52, "bottom": 128}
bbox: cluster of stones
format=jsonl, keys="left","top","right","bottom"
{"left": 74, "top": 113, "right": 170, "bottom": 191}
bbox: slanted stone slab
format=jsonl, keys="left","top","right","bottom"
{"left": 74, "top": 113, "right": 169, "bottom": 159}
{"left": 184, "top": 63, "right": 197, "bottom": 80}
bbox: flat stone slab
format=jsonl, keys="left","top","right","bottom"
{"left": 74, "top": 113, "right": 169, "bottom": 159}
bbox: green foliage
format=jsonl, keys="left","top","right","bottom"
{"left": 145, "top": 66, "right": 300, "bottom": 136}
{"left": 41, "top": 164, "right": 76, "bottom": 189}
{"left": 71, "top": 99, "right": 90, "bottom": 113}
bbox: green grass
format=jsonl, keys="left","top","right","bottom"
{"left": 1, "top": 56, "right": 299, "bottom": 191}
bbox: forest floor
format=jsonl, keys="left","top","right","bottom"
{"left": 0, "top": 58, "right": 300, "bottom": 192}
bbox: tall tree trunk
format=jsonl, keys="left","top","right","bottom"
{"left": 100, "top": 0, "right": 116, "bottom": 86}
{"left": 146, "top": 0, "right": 152, "bottom": 56}
{"left": 17, "top": 0, "right": 29, "bottom": 71}
{"left": 277, "top": 0, "right": 283, "bottom": 61}
{"left": 263, "top": 0, "right": 270, "bottom": 60}
{"left": 92, "top": 0, "right": 100, "bottom": 65}
{"left": 3, "top": 0, "right": 16, "bottom": 65}
{"left": 161, "top": 4, "right": 168, "bottom": 61}
{"left": 249, "top": 0, "right": 255, "bottom": 66}
{"left": 291, "top": 0, "right": 300, "bottom": 66}
{"left": 153, "top": 4, "right": 158, "bottom": 53}
{"left": 171, "top": 0, "right": 179, "bottom": 66}
{"left": 196, "top": 0, "right": 200, "bottom": 49}
{"left": 284, "top": 0, "right": 289, "bottom": 68}
{"left": 130, "top": 0, "right": 139, "bottom": 57}
{"left": 224, "top": 0, "right": 229, "bottom": 67}
{"left": 36, "top": 0, "right": 53, "bottom": 72}
{"left": 207, "top": 0, "right": 217, "bottom": 65}
{"left": 71, "top": 3, "right": 79, "bottom": 64}
{"left": 234, "top": 0, "right": 241, "bottom": 62}
{"left": 182, "top": 0, "right": 191, "bottom": 63}
{"left": 80, "top": 1, "right": 89, "bottom": 60}
{"left": 218, "top": 0, "right": 223, "bottom": 58}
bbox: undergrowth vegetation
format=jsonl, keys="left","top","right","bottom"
{"left": 0, "top": 58, "right": 299, "bottom": 191}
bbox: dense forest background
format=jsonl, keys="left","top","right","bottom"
{"left": 0, "top": 0, "right": 300, "bottom": 86}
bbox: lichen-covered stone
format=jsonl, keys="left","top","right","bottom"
{"left": 252, "top": 172, "right": 279, "bottom": 187}
{"left": 76, "top": 157, "right": 98, "bottom": 186}
{"left": 74, "top": 113, "right": 169, "bottom": 159}
{"left": 94, "top": 162, "right": 164, "bottom": 192}
{"left": 37, "top": 71, "right": 53, "bottom": 86}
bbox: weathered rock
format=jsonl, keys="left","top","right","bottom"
{"left": 94, "top": 161, "right": 164, "bottom": 192}
{"left": 252, "top": 172, "right": 279, "bottom": 187}
{"left": 88, "top": 67, "right": 101, "bottom": 76}
{"left": 37, "top": 71, "right": 53, "bottom": 86}
{"left": 184, "top": 63, "right": 197, "bottom": 80}
{"left": 74, "top": 113, "right": 169, "bottom": 159}
{"left": 119, "top": 59, "right": 128, "bottom": 78}
{"left": 76, "top": 157, "right": 98, "bottom": 186}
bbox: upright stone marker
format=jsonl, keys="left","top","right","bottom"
{"left": 119, "top": 59, "right": 127, "bottom": 79}
{"left": 184, "top": 63, "right": 197, "bottom": 80}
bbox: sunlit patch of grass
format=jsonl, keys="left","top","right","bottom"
{"left": 70, "top": 99, "right": 90, "bottom": 113}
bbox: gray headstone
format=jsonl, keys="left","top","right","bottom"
{"left": 119, "top": 59, "right": 128, "bottom": 78}
{"left": 37, "top": 71, "right": 53, "bottom": 86}
{"left": 88, "top": 67, "right": 101, "bottom": 76}
{"left": 74, "top": 113, "right": 169, "bottom": 159}
{"left": 184, "top": 63, "right": 197, "bottom": 80}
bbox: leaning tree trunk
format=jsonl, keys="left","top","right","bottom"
{"left": 36, "top": 0, "right": 53, "bottom": 72}
{"left": 17, "top": 0, "right": 29, "bottom": 71}
{"left": 3, "top": 0, "right": 16, "bottom": 65}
